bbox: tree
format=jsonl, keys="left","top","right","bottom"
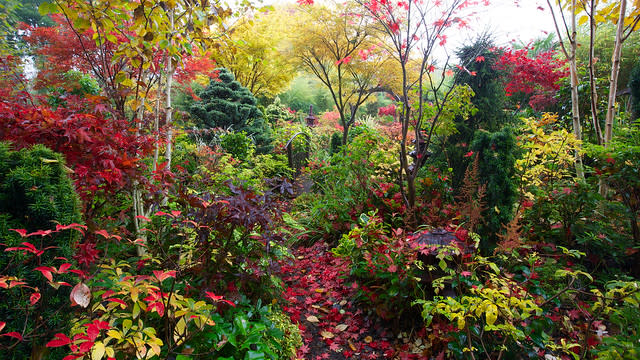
{"left": 494, "top": 45, "right": 569, "bottom": 111}
{"left": 210, "top": 7, "right": 297, "bottom": 100}
{"left": 38, "top": 0, "right": 234, "bottom": 253}
{"left": 444, "top": 35, "right": 511, "bottom": 191}
{"left": 293, "top": 1, "right": 397, "bottom": 145}
{"left": 358, "top": 0, "right": 488, "bottom": 211}
{"left": 545, "top": 0, "right": 586, "bottom": 179}
{"left": 189, "top": 68, "right": 273, "bottom": 153}
{"left": 596, "top": 0, "right": 640, "bottom": 148}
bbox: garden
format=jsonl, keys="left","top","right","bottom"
{"left": 0, "top": 0, "right": 639, "bottom": 359}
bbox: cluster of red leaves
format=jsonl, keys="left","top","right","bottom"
{"left": 278, "top": 242, "right": 428, "bottom": 359}
{"left": 0, "top": 89, "right": 155, "bottom": 202}
{"left": 494, "top": 47, "right": 569, "bottom": 111}
{"left": 0, "top": 225, "right": 89, "bottom": 343}
{"left": 21, "top": 15, "right": 128, "bottom": 93}
{"left": 377, "top": 104, "right": 396, "bottom": 117}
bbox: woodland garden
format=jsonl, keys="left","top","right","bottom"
{"left": 0, "top": 0, "right": 639, "bottom": 359}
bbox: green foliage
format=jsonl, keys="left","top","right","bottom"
{"left": 189, "top": 68, "right": 273, "bottom": 153}
{"left": 443, "top": 35, "right": 512, "bottom": 191}
{"left": 591, "top": 121, "right": 640, "bottom": 248}
{"left": 264, "top": 96, "right": 295, "bottom": 124}
{"left": 220, "top": 131, "right": 255, "bottom": 162}
{"left": 46, "top": 70, "right": 101, "bottom": 108}
{"left": 265, "top": 307, "right": 303, "bottom": 359}
{"left": 0, "top": 142, "right": 81, "bottom": 358}
{"left": 330, "top": 131, "right": 342, "bottom": 154}
{"left": 470, "top": 128, "right": 517, "bottom": 249}
{"left": 629, "top": 62, "right": 640, "bottom": 121}
{"left": 293, "top": 127, "right": 397, "bottom": 241}
{"left": 0, "top": 142, "right": 81, "bottom": 237}
{"left": 332, "top": 212, "right": 421, "bottom": 320}
{"left": 192, "top": 298, "right": 301, "bottom": 359}
{"left": 277, "top": 75, "right": 333, "bottom": 113}
{"left": 592, "top": 281, "right": 640, "bottom": 359}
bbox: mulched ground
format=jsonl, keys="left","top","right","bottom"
{"left": 277, "top": 242, "right": 433, "bottom": 360}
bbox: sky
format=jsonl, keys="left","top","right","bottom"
{"left": 265, "top": 0, "right": 557, "bottom": 61}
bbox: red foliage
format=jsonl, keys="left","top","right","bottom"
{"left": 494, "top": 47, "right": 569, "bottom": 111}
{"left": 377, "top": 104, "right": 396, "bottom": 117}
{"left": 0, "top": 89, "right": 155, "bottom": 204}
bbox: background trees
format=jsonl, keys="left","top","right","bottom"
{"left": 209, "top": 7, "right": 297, "bottom": 101}
{"left": 293, "top": 1, "right": 397, "bottom": 145}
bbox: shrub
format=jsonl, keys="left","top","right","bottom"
{"left": 220, "top": 131, "right": 255, "bottom": 162}
{"left": 0, "top": 142, "right": 81, "bottom": 358}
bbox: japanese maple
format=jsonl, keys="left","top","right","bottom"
{"left": 494, "top": 47, "right": 569, "bottom": 111}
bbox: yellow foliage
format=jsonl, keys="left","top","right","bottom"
{"left": 516, "top": 113, "right": 583, "bottom": 196}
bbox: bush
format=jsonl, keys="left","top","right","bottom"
{"left": 191, "top": 298, "right": 302, "bottom": 359}
{"left": 220, "top": 131, "right": 255, "bottom": 161}
{"left": 0, "top": 142, "right": 81, "bottom": 358}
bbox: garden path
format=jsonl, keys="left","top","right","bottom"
{"left": 277, "top": 242, "right": 431, "bottom": 360}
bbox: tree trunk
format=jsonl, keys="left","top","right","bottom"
{"left": 569, "top": 0, "right": 585, "bottom": 180}
{"left": 600, "top": 0, "right": 626, "bottom": 196}
{"left": 604, "top": 0, "right": 626, "bottom": 148}
{"left": 164, "top": 9, "right": 175, "bottom": 170}
{"left": 587, "top": 0, "right": 603, "bottom": 145}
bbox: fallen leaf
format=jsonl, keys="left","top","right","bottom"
{"left": 364, "top": 336, "right": 373, "bottom": 343}
{"left": 339, "top": 300, "right": 347, "bottom": 306}
{"left": 306, "top": 315, "right": 319, "bottom": 323}
{"left": 348, "top": 340, "right": 357, "bottom": 351}
{"left": 335, "top": 324, "right": 348, "bottom": 332}
{"left": 314, "top": 288, "right": 325, "bottom": 293}
{"left": 320, "top": 331, "right": 334, "bottom": 339}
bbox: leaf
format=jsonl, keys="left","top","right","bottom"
{"left": 70, "top": 283, "right": 91, "bottom": 308}
{"left": 106, "top": 330, "right": 122, "bottom": 340}
{"left": 153, "top": 270, "right": 176, "bottom": 282}
{"left": 0, "top": 322, "right": 5, "bottom": 332}
{"left": 485, "top": 304, "right": 498, "bottom": 326}
{"left": 47, "top": 333, "right": 72, "bottom": 347}
{"left": 438, "top": 259, "right": 447, "bottom": 271}
{"left": 94, "top": 230, "right": 110, "bottom": 239}
{"left": 2, "top": 332, "right": 23, "bottom": 341}
{"left": 306, "top": 315, "right": 319, "bottom": 323}
{"left": 38, "top": 2, "right": 58, "bottom": 16}
{"left": 92, "top": 341, "right": 105, "bottom": 360}
{"left": 30, "top": 292, "right": 41, "bottom": 305}
{"left": 320, "top": 331, "right": 334, "bottom": 339}
{"left": 335, "top": 324, "right": 348, "bottom": 332}
{"left": 35, "top": 267, "right": 54, "bottom": 282}
{"left": 9, "top": 229, "right": 27, "bottom": 237}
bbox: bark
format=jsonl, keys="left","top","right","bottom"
{"left": 570, "top": 0, "right": 585, "bottom": 180}
{"left": 600, "top": 0, "right": 627, "bottom": 196}
{"left": 164, "top": 9, "right": 175, "bottom": 170}
{"left": 548, "top": 0, "right": 584, "bottom": 180}
{"left": 604, "top": 0, "right": 626, "bottom": 148}
{"left": 587, "top": 0, "right": 603, "bottom": 145}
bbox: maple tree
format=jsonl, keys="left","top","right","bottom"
{"left": 494, "top": 46, "right": 569, "bottom": 111}
{"left": 293, "top": 1, "right": 398, "bottom": 145}
{"left": 356, "top": 0, "right": 489, "bottom": 210}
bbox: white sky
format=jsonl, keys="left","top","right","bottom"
{"left": 265, "top": 0, "right": 556, "bottom": 60}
